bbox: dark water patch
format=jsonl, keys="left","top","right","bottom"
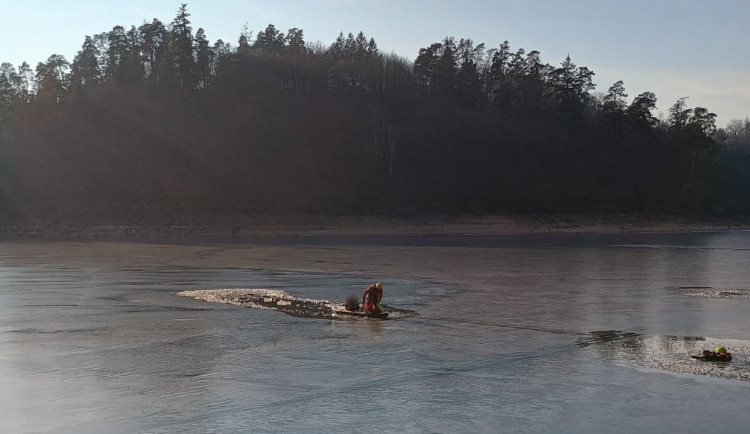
{"left": 177, "top": 288, "right": 418, "bottom": 320}
{"left": 576, "top": 329, "right": 642, "bottom": 347}
{"left": 579, "top": 331, "right": 750, "bottom": 382}
{"left": 672, "top": 286, "right": 750, "bottom": 299}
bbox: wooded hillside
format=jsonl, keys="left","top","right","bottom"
{"left": 1, "top": 4, "right": 749, "bottom": 222}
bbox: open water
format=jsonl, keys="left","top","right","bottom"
{"left": 1, "top": 231, "right": 750, "bottom": 433}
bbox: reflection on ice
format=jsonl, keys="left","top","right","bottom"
{"left": 579, "top": 331, "right": 750, "bottom": 382}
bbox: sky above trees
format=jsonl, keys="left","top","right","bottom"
{"left": 0, "top": 0, "right": 747, "bottom": 126}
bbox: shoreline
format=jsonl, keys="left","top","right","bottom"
{"left": 1, "top": 213, "right": 748, "bottom": 241}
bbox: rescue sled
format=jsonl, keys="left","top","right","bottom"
{"left": 332, "top": 306, "right": 389, "bottom": 319}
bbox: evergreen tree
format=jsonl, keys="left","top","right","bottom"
{"left": 122, "top": 26, "right": 146, "bottom": 85}
{"left": 138, "top": 19, "right": 168, "bottom": 85}
{"left": 668, "top": 97, "right": 692, "bottom": 131}
{"left": 237, "top": 24, "right": 252, "bottom": 57}
{"left": 71, "top": 36, "right": 102, "bottom": 89}
{"left": 194, "top": 28, "right": 213, "bottom": 89}
{"left": 35, "top": 55, "right": 70, "bottom": 103}
{"left": 413, "top": 38, "right": 457, "bottom": 96}
{"left": 455, "top": 38, "right": 484, "bottom": 107}
{"left": 105, "top": 25, "right": 129, "bottom": 82}
{"left": 163, "top": 3, "right": 194, "bottom": 89}
{"left": 626, "top": 91, "right": 657, "bottom": 128}
{"left": 602, "top": 80, "right": 627, "bottom": 114}
{"left": 253, "top": 24, "right": 285, "bottom": 55}
{"left": 16, "top": 62, "right": 34, "bottom": 102}
{"left": 413, "top": 42, "right": 441, "bottom": 88}
{"left": 435, "top": 37, "right": 457, "bottom": 96}
{"left": 0, "top": 63, "right": 18, "bottom": 116}
{"left": 601, "top": 80, "right": 628, "bottom": 138}
{"left": 488, "top": 41, "right": 511, "bottom": 108}
{"left": 285, "top": 28, "right": 306, "bottom": 56}
{"left": 551, "top": 55, "right": 595, "bottom": 121}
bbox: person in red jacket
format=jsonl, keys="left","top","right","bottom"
{"left": 692, "top": 346, "right": 732, "bottom": 361}
{"left": 360, "top": 282, "right": 384, "bottom": 313}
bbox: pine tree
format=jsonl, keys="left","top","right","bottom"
{"left": 71, "top": 36, "right": 102, "bottom": 89}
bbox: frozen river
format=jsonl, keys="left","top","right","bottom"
{"left": 2, "top": 231, "right": 750, "bottom": 433}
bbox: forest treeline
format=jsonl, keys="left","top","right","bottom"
{"left": 1, "top": 4, "right": 749, "bottom": 222}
